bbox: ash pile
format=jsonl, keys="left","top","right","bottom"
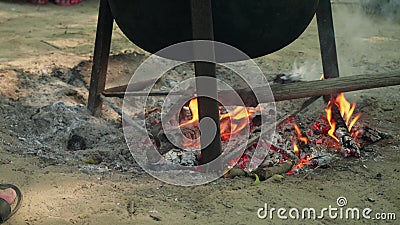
{"left": 18, "top": 101, "right": 138, "bottom": 174}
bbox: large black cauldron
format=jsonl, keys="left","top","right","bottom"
{"left": 108, "top": 0, "right": 319, "bottom": 58}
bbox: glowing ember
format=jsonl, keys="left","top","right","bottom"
{"left": 178, "top": 98, "right": 257, "bottom": 145}
{"left": 287, "top": 147, "right": 313, "bottom": 175}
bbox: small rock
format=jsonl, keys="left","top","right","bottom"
{"left": 367, "top": 197, "right": 375, "bottom": 202}
{"left": 375, "top": 173, "right": 382, "bottom": 180}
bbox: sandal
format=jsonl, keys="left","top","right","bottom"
{"left": 0, "top": 184, "right": 23, "bottom": 224}
{"left": 54, "top": 0, "right": 82, "bottom": 6}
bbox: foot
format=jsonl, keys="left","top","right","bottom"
{"left": 0, "top": 188, "right": 17, "bottom": 205}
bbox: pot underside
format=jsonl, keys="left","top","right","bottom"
{"left": 108, "top": 0, "right": 319, "bottom": 59}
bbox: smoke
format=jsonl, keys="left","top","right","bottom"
{"left": 331, "top": 1, "right": 400, "bottom": 75}
{"left": 290, "top": 60, "right": 322, "bottom": 81}
{"left": 287, "top": 1, "right": 399, "bottom": 80}
{"left": 360, "top": 0, "right": 400, "bottom": 22}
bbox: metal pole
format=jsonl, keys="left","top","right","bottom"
{"left": 87, "top": 0, "right": 114, "bottom": 116}
{"left": 190, "top": 0, "right": 222, "bottom": 165}
{"left": 316, "top": 0, "right": 339, "bottom": 80}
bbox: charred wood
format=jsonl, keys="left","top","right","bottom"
{"left": 331, "top": 103, "right": 361, "bottom": 157}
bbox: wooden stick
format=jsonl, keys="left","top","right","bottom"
{"left": 226, "top": 160, "right": 294, "bottom": 180}
{"left": 103, "top": 71, "right": 400, "bottom": 107}
{"left": 224, "top": 71, "right": 400, "bottom": 106}
{"left": 253, "top": 160, "right": 294, "bottom": 181}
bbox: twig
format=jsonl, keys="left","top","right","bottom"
{"left": 40, "top": 40, "right": 62, "bottom": 50}
{"left": 99, "top": 95, "right": 148, "bottom": 136}
{"left": 225, "top": 160, "right": 294, "bottom": 180}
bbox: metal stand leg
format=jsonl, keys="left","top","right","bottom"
{"left": 88, "top": 0, "right": 114, "bottom": 116}
{"left": 190, "top": 0, "right": 222, "bottom": 166}
{"left": 317, "top": 0, "right": 339, "bottom": 80}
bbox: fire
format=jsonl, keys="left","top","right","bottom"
{"left": 325, "top": 93, "right": 361, "bottom": 142}
{"left": 293, "top": 142, "right": 300, "bottom": 154}
{"left": 293, "top": 124, "right": 308, "bottom": 144}
{"left": 179, "top": 98, "right": 199, "bottom": 127}
{"left": 178, "top": 98, "right": 257, "bottom": 144}
{"left": 325, "top": 101, "right": 339, "bottom": 142}
{"left": 287, "top": 142, "right": 313, "bottom": 174}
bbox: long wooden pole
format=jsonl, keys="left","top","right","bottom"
{"left": 228, "top": 71, "right": 400, "bottom": 106}
{"left": 105, "top": 71, "right": 400, "bottom": 106}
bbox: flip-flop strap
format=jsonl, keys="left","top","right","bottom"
{"left": 0, "top": 184, "right": 23, "bottom": 223}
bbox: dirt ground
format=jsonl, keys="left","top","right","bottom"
{"left": 0, "top": 0, "right": 399, "bottom": 224}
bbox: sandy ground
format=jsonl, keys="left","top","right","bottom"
{"left": 0, "top": 0, "right": 399, "bottom": 224}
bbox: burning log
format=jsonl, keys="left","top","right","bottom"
{"left": 329, "top": 100, "right": 361, "bottom": 157}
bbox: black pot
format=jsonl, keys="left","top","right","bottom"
{"left": 108, "top": 0, "right": 319, "bottom": 59}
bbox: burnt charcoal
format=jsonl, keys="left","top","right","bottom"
{"left": 181, "top": 126, "right": 200, "bottom": 140}
{"left": 67, "top": 134, "right": 86, "bottom": 151}
{"left": 309, "top": 155, "right": 333, "bottom": 168}
{"left": 251, "top": 115, "right": 262, "bottom": 127}
{"left": 362, "top": 126, "right": 385, "bottom": 143}
{"left": 156, "top": 131, "right": 176, "bottom": 155}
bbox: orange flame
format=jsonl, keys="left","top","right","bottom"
{"left": 287, "top": 143, "right": 313, "bottom": 174}
{"left": 293, "top": 142, "right": 300, "bottom": 154}
{"left": 293, "top": 124, "right": 308, "bottom": 144}
{"left": 325, "top": 93, "right": 361, "bottom": 142}
{"left": 178, "top": 98, "right": 257, "bottom": 145}
{"left": 179, "top": 98, "right": 199, "bottom": 127}
{"left": 325, "top": 101, "right": 339, "bottom": 142}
